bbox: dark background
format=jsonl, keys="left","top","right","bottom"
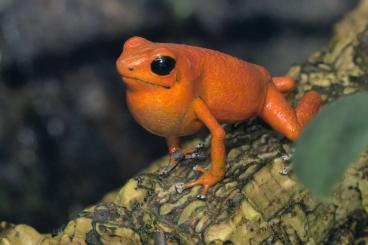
{"left": 0, "top": 0, "right": 358, "bottom": 232}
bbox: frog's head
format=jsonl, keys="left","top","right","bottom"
{"left": 116, "top": 36, "right": 198, "bottom": 92}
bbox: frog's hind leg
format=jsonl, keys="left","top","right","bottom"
{"left": 259, "top": 84, "right": 321, "bottom": 141}
{"left": 272, "top": 76, "right": 295, "bottom": 95}
{"left": 294, "top": 89, "right": 322, "bottom": 128}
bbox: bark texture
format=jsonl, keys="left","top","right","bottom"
{"left": 2, "top": 1, "right": 368, "bottom": 244}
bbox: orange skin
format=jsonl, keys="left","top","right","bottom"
{"left": 116, "top": 36, "right": 322, "bottom": 197}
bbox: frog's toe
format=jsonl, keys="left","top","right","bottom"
{"left": 193, "top": 165, "right": 207, "bottom": 173}
{"left": 196, "top": 193, "right": 207, "bottom": 200}
{"left": 183, "top": 170, "right": 222, "bottom": 196}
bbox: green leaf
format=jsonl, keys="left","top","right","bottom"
{"left": 293, "top": 92, "right": 368, "bottom": 200}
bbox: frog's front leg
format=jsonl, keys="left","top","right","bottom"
{"left": 158, "top": 136, "right": 203, "bottom": 176}
{"left": 178, "top": 98, "right": 226, "bottom": 199}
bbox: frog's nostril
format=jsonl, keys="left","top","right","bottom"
{"left": 118, "top": 58, "right": 134, "bottom": 71}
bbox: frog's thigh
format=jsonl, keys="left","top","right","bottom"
{"left": 259, "top": 85, "right": 301, "bottom": 141}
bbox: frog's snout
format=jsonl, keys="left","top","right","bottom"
{"left": 116, "top": 56, "right": 134, "bottom": 76}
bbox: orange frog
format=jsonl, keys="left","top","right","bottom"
{"left": 116, "top": 36, "right": 322, "bottom": 198}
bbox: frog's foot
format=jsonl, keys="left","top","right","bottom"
{"left": 160, "top": 144, "right": 205, "bottom": 176}
{"left": 179, "top": 143, "right": 205, "bottom": 160}
{"left": 174, "top": 167, "right": 205, "bottom": 194}
{"left": 158, "top": 151, "right": 185, "bottom": 176}
{"left": 183, "top": 169, "right": 224, "bottom": 199}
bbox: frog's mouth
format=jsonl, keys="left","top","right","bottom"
{"left": 121, "top": 76, "right": 171, "bottom": 89}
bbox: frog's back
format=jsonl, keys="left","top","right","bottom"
{"left": 185, "top": 45, "right": 271, "bottom": 123}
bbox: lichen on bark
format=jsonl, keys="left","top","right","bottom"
{"left": 2, "top": 1, "right": 368, "bottom": 244}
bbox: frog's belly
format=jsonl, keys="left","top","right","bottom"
{"left": 126, "top": 93, "right": 202, "bottom": 137}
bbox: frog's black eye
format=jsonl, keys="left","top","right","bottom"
{"left": 151, "top": 56, "right": 176, "bottom": 76}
